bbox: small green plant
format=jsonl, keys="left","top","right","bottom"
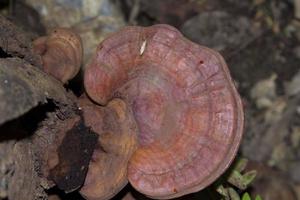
{"left": 242, "top": 192, "right": 262, "bottom": 200}
{"left": 215, "top": 158, "right": 262, "bottom": 200}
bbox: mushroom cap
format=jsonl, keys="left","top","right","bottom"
{"left": 33, "top": 28, "right": 83, "bottom": 83}
{"left": 84, "top": 24, "right": 244, "bottom": 199}
{"left": 79, "top": 97, "right": 138, "bottom": 200}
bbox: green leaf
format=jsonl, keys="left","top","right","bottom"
{"left": 234, "top": 158, "right": 248, "bottom": 172}
{"left": 228, "top": 169, "right": 257, "bottom": 190}
{"left": 228, "top": 187, "right": 240, "bottom": 200}
{"left": 216, "top": 185, "right": 228, "bottom": 197}
{"left": 228, "top": 170, "right": 247, "bottom": 189}
{"left": 255, "top": 195, "right": 263, "bottom": 200}
{"left": 242, "top": 193, "right": 251, "bottom": 200}
{"left": 242, "top": 170, "right": 257, "bottom": 186}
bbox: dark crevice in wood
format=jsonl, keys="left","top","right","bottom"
{"left": 0, "top": 47, "right": 12, "bottom": 58}
{"left": 0, "top": 99, "right": 57, "bottom": 142}
{"left": 47, "top": 186, "right": 85, "bottom": 200}
{"left": 65, "top": 69, "right": 84, "bottom": 97}
{"left": 48, "top": 119, "right": 98, "bottom": 193}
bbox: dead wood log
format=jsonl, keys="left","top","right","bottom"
{"left": 0, "top": 15, "right": 97, "bottom": 200}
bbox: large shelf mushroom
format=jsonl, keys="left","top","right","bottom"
{"left": 82, "top": 24, "right": 244, "bottom": 199}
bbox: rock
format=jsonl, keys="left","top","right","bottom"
{"left": 288, "top": 162, "right": 300, "bottom": 183}
{"left": 24, "top": 0, "right": 126, "bottom": 63}
{"left": 285, "top": 70, "right": 300, "bottom": 97}
{"left": 293, "top": 46, "right": 300, "bottom": 59}
{"left": 250, "top": 73, "right": 277, "bottom": 109}
{"left": 294, "top": 184, "right": 300, "bottom": 200}
{"left": 181, "top": 11, "right": 262, "bottom": 54}
{"left": 291, "top": 126, "right": 300, "bottom": 148}
{"left": 263, "top": 98, "right": 286, "bottom": 123}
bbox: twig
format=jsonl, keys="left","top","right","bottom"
{"left": 9, "top": 0, "right": 16, "bottom": 16}
{"left": 295, "top": 0, "right": 300, "bottom": 19}
{"left": 129, "top": 0, "right": 140, "bottom": 25}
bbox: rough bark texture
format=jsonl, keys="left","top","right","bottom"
{"left": 0, "top": 59, "right": 74, "bottom": 200}
{"left": 5, "top": 141, "right": 46, "bottom": 200}
{"left": 0, "top": 14, "right": 70, "bottom": 125}
{"left": 33, "top": 110, "right": 98, "bottom": 194}
{"left": 0, "top": 15, "right": 95, "bottom": 200}
{"left": 0, "top": 15, "right": 42, "bottom": 67}
{"left": 0, "top": 58, "right": 70, "bottom": 125}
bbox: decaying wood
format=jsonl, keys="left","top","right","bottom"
{"left": 0, "top": 15, "right": 41, "bottom": 67}
{"left": 0, "top": 58, "right": 70, "bottom": 125}
{"left": 33, "top": 110, "right": 98, "bottom": 194}
{"left": 0, "top": 15, "right": 97, "bottom": 200}
{"left": 4, "top": 141, "right": 45, "bottom": 200}
{"left": 0, "top": 59, "right": 75, "bottom": 200}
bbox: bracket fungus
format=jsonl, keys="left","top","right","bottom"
{"left": 82, "top": 24, "right": 244, "bottom": 199}
{"left": 33, "top": 28, "right": 83, "bottom": 83}
{"left": 79, "top": 96, "right": 138, "bottom": 200}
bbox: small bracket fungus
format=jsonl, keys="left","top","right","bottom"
{"left": 33, "top": 28, "right": 83, "bottom": 83}
{"left": 83, "top": 24, "right": 244, "bottom": 199}
{"left": 78, "top": 96, "right": 138, "bottom": 200}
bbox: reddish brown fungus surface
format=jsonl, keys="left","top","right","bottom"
{"left": 79, "top": 96, "right": 138, "bottom": 200}
{"left": 84, "top": 24, "right": 244, "bottom": 199}
{"left": 33, "top": 28, "right": 83, "bottom": 83}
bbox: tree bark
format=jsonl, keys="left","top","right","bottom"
{"left": 0, "top": 15, "right": 96, "bottom": 200}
